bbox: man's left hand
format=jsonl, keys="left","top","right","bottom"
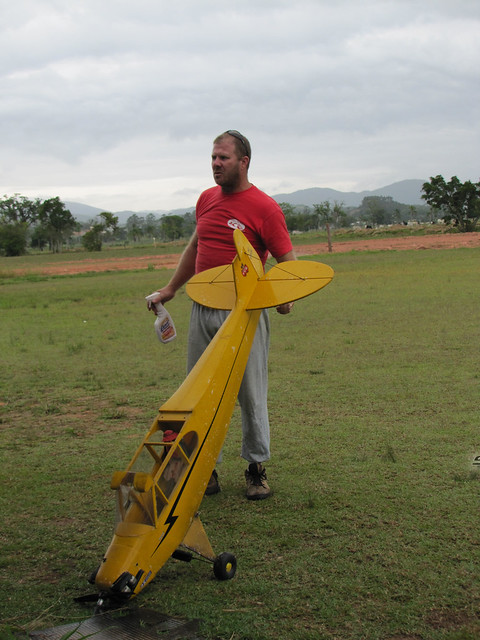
{"left": 276, "top": 302, "right": 294, "bottom": 315}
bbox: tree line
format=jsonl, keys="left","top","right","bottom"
{"left": 0, "top": 196, "right": 197, "bottom": 256}
{"left": 1, "top": 175, "right": 478, "bottom": 256}
{"left": 280, "top": 198, "right": 429, "bottom": 232}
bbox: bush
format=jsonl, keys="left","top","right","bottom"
{"left": 82, "top": 226, "right": 103, "bottom": 251}
{"left": 0, "top": 222, "right": 28, "bottom": 256}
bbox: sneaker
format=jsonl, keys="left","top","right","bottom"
{"left": 205, "top": 469, "right": 220, "bottom": 496}
{"left": 245, "top": 463, "right": 272, "bottom": 500}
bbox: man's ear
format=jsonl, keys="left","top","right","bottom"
{"left": 241, "top": 155, "right": 250, "bottom": 171}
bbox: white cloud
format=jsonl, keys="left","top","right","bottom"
{"left": 1, "top": 0, "right": 479, "bottom": 211}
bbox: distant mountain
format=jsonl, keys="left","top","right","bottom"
{"left": 272, "top": 179, "right": 426, "bottom": 208}
{"left": 367, "top": 180, "right": 426, "bottom": 205}
{"left": 64, "top": 201, "right": 105, "bottom": 221}
{"left": 66, "top": 179, "right": 427, "bottom": 223}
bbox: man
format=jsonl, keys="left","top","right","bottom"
{"left": 148, "top": 130, "right": 295, "bottom": 500}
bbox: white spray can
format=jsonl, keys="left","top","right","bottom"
{"left": 145, "top": 294, "right": 177, "bottom": 343}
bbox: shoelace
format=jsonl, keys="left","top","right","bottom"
{"left": 249, "top": 468, "right": 267, "bottom": 486}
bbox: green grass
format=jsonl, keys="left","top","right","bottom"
{"left": 1, "top": 247, "right": 479, "bottom": 639}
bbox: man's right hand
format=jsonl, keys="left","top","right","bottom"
{"left": 146, "top": 230, "right": 198, "bottom": 313}
{"left": 146, "top": 285, "right": 176, "bottom": 312}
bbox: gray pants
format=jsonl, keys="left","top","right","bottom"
{"left": 187, "top": 302, "right": 270, "bottom": 463}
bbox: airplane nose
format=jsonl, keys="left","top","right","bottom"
{"left": 95, "top": 540, "right": 145, "bottom": 592}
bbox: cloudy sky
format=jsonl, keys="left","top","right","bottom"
{"left": 2, "top": 0, "right": 479, "bottom": 212}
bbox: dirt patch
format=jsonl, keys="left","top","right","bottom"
{"left": 8, "top": 232, "right": 480, "bottom": 276}
{"left": 425, "top": 606, "right": 477, "bottom": 630}
{"left": 10, "top": 254, "right": 182, "bottom": 277}
{"left": 384, "top": 636, "right": 423, "bottom": 640}
{"left": 295, "top": 231, "right": 480, "bottom": 256}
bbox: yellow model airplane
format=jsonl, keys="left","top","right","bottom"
{"left": 90, "top": 230, "right": 333, "bottom": 607}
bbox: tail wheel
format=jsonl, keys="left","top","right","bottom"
{"left": 213, "top": 552, "right": 237, "bottom": 580}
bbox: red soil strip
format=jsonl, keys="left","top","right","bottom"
{"left": 8, "top": 232, "right": 480, "bottom": 276}
{"left": 295, "top": 231, "right": 480, "bottom": 256}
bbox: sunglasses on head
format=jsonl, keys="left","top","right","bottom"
{"left": 226, "top": 130, "right": 251, "bottom": 159}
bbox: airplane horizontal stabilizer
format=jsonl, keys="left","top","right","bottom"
{"left": 186, "top": 264, "right": 236, "bottom": 309}
{"left": 247, "top": 260, "right": 334, "bottom": 309}
{"left": 186, "top": 259, "right": 333, "bottom": 310}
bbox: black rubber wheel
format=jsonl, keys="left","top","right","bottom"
{"left": 213, "top": 552, "right": 237, "bottom": 580}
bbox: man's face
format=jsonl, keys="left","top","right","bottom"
{"left": 211, "top": 138, "right": 246, "bottom": 192}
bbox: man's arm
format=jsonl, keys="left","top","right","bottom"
{"left": 275, "top": 249, "right": 296, "bottom": 315}
{"left": 147, "top": 231, "right": 198, "bottom": 310}
{"left": 276, "top": 250, "right": 295, "bottom": 264}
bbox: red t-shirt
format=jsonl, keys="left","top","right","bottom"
{"left": 195, "top": 185, "right": 292, "bottom": 273}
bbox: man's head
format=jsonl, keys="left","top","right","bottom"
{"left": 214, "top": 130, "right": 251, "bottom": 166}
{"left": 211, "top": 130, "right": 252, "bottom": 193}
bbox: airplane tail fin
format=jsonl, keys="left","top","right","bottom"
{"left": 230, "top": 228, "right": 265, "bottom": 306}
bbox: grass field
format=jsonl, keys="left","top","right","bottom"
{"left": 1, "top": 246, "right": 479, "bottom": 639}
